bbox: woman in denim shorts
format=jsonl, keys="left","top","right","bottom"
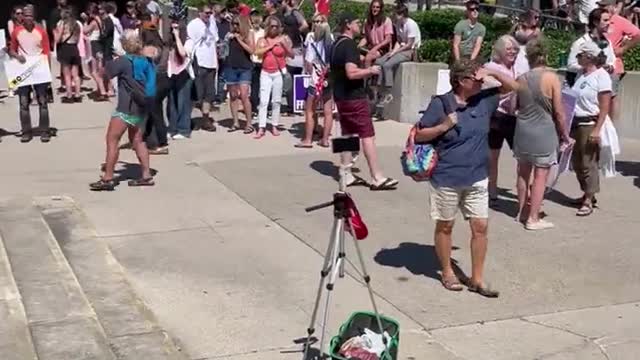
{"left": 224, "top": 15, "right": 255, "bottom": 134}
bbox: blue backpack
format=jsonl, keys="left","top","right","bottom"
{"left": 122, "top": 55, "right": 157, "bottom": 106}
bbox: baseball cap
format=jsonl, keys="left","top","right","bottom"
{"left": 338, "top": 12, "right": 358, "bottom": 27}
{"left": 578, "top": 41, "right": 603, "bottom": 57}
{"left": 465, "top": 0, "right": 480, "bottom": 8}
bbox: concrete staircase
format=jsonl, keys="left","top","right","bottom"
{"left": 0, "top": 196, "right": 188, "bottom": 360}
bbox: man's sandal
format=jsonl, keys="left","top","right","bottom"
{"left": 441, "top": 275, "right": 464, "bottom": 292}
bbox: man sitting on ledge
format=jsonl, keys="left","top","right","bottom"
{"left": 375, "top": 4, "right": 421, "bottom": 105}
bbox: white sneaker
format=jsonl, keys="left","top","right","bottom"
{"left": 525, "top": 219, "right": 554, "bottom": 231}
{"left": 8, "top": 90, "right": 14, "bottom": 98}
{"left": 167, "top": 133, "right": 173, "bottom": 141}
{"left": 172, "top": 134, "right": 187, "bottom": 140}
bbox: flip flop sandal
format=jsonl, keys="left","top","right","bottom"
{"left": 270, "top": 128, "right": 281, "bottom": 136}
{"left": 228, "top": 126, "right": 241, "bottom": 133}
{"left": 254, "top": 130, "right": 266, "bottom": 140}
{"left": 441, "top": 275, "right": 464, "bottom": 292}
{"left": 294, "top": 143, "right": 313, "bottom": 149}
{"left": 317, "top": 141, "right": 330, "bottom": 148}
{"left": 89, "top": 179, "right": 117, "bottom": 191}
{"left": 370, "top": 178, "right": 399, "bottom": 191}
{"left": 128, "top": 177, "right": 155, "bottom": 187}
{"left": 346, "top": 176, "right": 368, "bottom": 187}
{"left": 468, "top": 283, "right": 500, "bottom": 298}
{"left": 243, "top": 126, "right": 255, "bottom": 135}
{"left": 576, "top": 204, "right": 593, "bottom": 217}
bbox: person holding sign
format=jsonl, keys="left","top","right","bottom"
{"left": 8, "top": 6, "right": 52, "bottom": 143}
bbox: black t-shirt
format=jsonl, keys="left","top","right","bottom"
{"left": 330, "top": 36, "right": 366, "bottom": 101}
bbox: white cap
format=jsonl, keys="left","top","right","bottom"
{"left": 578, "top": 41, "right": 602, "bottom": 57}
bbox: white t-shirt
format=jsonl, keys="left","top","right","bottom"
{"left": 572, "top": 67, "right": 612, "bottom": 119}
{"left": 251, "top": 28, "right": 265, "bottom": 64}
{"left": 109, "top": 14, "right": 124, "bottom": 56}
{"left": 187, "top": 17, "right": 219, "bottom": 69}
{"left": 577, "top": 0, "right": 598, "bottom": 24}
{"left": 396, "top": 18, "right": 421, "bottom": 50}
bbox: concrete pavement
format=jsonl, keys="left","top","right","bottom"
{"left": 0, "top": 84, "right": 639, "bottom": 359}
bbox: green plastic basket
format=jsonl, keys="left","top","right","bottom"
{"left": 327, "top": 311, "right": 400, "bottom": 360}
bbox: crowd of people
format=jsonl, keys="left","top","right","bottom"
{"left": 2, "top": 0, "right": 638, "bottom": 294}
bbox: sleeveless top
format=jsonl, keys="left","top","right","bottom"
{"left": 262, "top": 37, "right": 287, "bottom": 73}
{"left": 58, "top": 21, "right": 80, "bottom": 44}
{"left": 227, "top": 35, "right": 253, "bottom": 70}
{"left": 514, "top": 68, "right": 559, "bottom": 157}
{"left": 88, "top": 18, "right": 101, "bottom": 41}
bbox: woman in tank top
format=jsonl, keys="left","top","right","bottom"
{"left": 254, "top": 16, "right": 293, "bottom": 139}
{"left": 224, "top": 15, "right": 255, "bottom": 134}
{"left": 513, "top": 40, "right": 572, "bottom": 230}
{"left": 55, "top": 8, "right": 83, "bottom": 103}
{"left": 296, "top": 15, "right": 334, "bottom": 148}
{"left": 83, "top": 3, "right": 109, "bottom": 101}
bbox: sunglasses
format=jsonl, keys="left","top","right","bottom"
{"left": 204, "top": 11, "right": 213, "bottom": 15}
{"left": 233, "top": 21, "right": 240, "bottom": 25}
{"left": 313, "top": 19, "right": 322, "bottom": 23}
{"left": 15, "top": 11, "right": 23, "bottom": 15}
{"left": 468, "top": 7, "right": 479, "bottom": 11}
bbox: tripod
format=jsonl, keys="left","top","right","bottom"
{"left": 301, "top": 159, "right": 387, "bottom": 360}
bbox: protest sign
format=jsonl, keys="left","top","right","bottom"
{"left": 292, "top": 74, "right": 335, "bottom": 113}
{"left": 5, "top": 54, "right": 52, "bottom": 90}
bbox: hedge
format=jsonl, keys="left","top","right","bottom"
{"left": 183, "top": 0, "right": 640, "bottom": 70}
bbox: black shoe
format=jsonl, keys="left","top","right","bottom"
{"left": 74, "top": 96, "right": 83, "bottom": 103}
{"left": 41, "top": 133, "right": 51, "bottom": 143}
{"left": 61, "top": 96, "right": 74, "bottom": 104}
{"left": 20, "top": 133, "right": 33, "bottom": 143}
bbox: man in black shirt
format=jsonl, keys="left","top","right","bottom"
{"left": 331, "top": 13, "right": 398, "bottom": 191}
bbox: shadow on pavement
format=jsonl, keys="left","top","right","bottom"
{"left": 310, "top": 160, "right": 361, "bottom": 182}
{"left": 616, "top": 160, "right": 640, "bottom": 188}
{"left": 99, "top": 161, "right": 158, "bottom": 181}
{"left": 374, "top": 242, "right": 461, "bottom": 283}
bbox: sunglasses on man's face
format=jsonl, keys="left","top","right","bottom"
{"left": 15, "top": 11, "right": 23, "bottom": 15}
{"left": 468, "top": 7, "right": 479, "bottom": 11}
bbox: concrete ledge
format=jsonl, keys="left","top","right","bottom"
{"left": 384, "top": 62, "right": 449, "bottom": 124}
{"left": 385, "top": 62, "right": 640, "bottom": 140}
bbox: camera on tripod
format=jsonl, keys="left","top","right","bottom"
{"left": 331, "top": 136, "right": 360, "bottom": 154}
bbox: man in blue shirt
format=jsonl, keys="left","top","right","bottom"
{"left": 415, "top": 59, "right": 517, "bottom": 298}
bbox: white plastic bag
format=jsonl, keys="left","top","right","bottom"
{"left": 599, "top": 116, "right": 620, "bottom": 178}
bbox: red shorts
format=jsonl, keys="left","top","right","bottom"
{"left": 335, "top": 99, "right": 375, "bottom": 138}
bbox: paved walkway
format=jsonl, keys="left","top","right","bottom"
{"left": 0, "top": 83, "right": 639, "bottom": 359}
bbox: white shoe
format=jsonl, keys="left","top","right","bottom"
{"left": 8, "top": 90, "right": 14, "bottom": 98}
{"left": 167, "top": 133, "right": 173, "bottom": 141}
{"left": 172, "top": 134, "right": 187, "bottom": 140}
{"left": 525, "top": 219, "right": 554, "bottom": 231}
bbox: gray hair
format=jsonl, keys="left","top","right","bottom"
{"left": 491, "top": 35, "right": 519, "bottom": 63}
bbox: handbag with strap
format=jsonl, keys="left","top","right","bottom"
{"left": 401, "top": 95, "right": 455, "bottom": 182}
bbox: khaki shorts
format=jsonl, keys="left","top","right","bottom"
{"left": 428, "top": 178, "right": 489, "bottom": 221}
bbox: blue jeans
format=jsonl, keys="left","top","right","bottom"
{"left": 167, "top": 72, "right": 193, "bottom": 136}
{"left": 214, "top": 61, "right": 227, "bottom": 103}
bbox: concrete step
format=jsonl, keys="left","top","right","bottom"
{"left": 0, "top": 198, "right": 115, "bottom": 360}
{"left": 0, "top": 197, "right": 188, "bottom": 360}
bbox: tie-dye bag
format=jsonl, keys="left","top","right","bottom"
{"left": 401, "top": 126, "right": 439, "bottom": 182}
{"left": 401, "top": 95, "right": 454, "bottom": 182}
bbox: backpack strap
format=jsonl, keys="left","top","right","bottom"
{"left": 329, "top": 36, "right": 351, "bottom": 65}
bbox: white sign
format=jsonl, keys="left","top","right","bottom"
{"left": 5, "top": 54, "right": 52, "bottom": 90}
{"left": 0, "top": 30, "right": 6, "bottom": 51}
{"left": 436, "top": 69, "right": 451, "bottom": 95}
